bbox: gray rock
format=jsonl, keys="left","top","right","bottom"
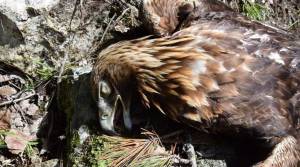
{"left": 0, "top": 0, "right": 60, "bottom": 21}
{"left": 0, "top": 12, "right": 24, "bottom": 47}
{"left": 41, "top": 159, "right": 60, "bottom": 167}
{"left": 197, "top": 159, "right": 227, "bottom": 167}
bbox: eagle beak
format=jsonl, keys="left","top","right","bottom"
{"left": 115, "top": 94, "right": 132, "bottom": 131}
{"left": 99, "top": 109, "right": 118, "bottom": 135}
{"left": 98, "top": 91, "right": 132, "bottom": 135}
{"left": 97, "top": 82, "right": 118, "bottom": 135}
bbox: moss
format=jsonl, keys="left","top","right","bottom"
{"left": 84, "top": 136, "right": 108, "bottom": 167}
{"left": 68, "top": 131, "right": 84, "bottom": 167}
{"left": 68, "top": 133, "right": 108, "bottom": 167}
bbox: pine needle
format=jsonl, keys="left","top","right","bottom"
{"left": 98, "top": 134, "right": 173, "bottom": 167}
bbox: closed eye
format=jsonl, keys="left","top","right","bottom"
{"left": 98, "top": 80, "right": 112, "bottom": 98}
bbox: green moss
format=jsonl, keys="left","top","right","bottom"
{"left": 68, "top": 131, "right": 83, "bottom": 167}
{"left": 68, "top": 133, "right": 108, "bottom": 167}
{"left": 85, "top": 137, "right": 108, "bottom": 167}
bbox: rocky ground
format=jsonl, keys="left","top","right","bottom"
{"left": 0, "top": 0, "right": 299, "bottom": 166}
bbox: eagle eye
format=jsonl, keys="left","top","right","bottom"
{"left": 99, "top": 80, "right": 111, "bottom": 98}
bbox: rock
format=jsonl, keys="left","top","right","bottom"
{"left": 0, "top": 0, "right": 28, "bottom": 21}
{"left": 0, "top": 0, "right": 60, "bottom": 21}
{"left": 19, "top": 99, "right": 39, "bottom": 116}
{"left": 0, "top": 85, "right": 17, "bottom": 96}
{"left": 19, "top": 100, "right": 31, "bottom": 110}
{"left": 41, "top": 159, "right": 60, "bottom": 167}
{"left": 78, "top": 125, "right": 90, "bottom": 144}
{"left": 0, "top": 154, "right": 12, "bottom": 166}
{"left": 4, "top": 129, "right": 35, "bottom": 154}
{"left": 29, "top": 148, "right": 43, "bottom": 166}
{"left": 26, "top": 103, "right": 39, "bottom": 116}
{"left": 0, "top": 108, "right": 10, "bottom": 129}
{"left": 29, "top": 117, "right": 43, "bottom": 136}
{"left": 13, "top": 116, "right": 24, "bottom": 128}
{"left": 0, "top": 12, "right": 24, "bottom": 47}
{"left": 197, "top": 159, "right": 227, "bottom": 167}
{"left": 26, "top": 0, "right": 60, "bottom": 10}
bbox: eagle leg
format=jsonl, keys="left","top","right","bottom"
{"left": 253, "top": 136, "right": 300, "bottom": 167}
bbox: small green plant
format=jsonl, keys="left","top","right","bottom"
{"left": 288, "top": 20, "right": 299, "bottom": 30}
{"left": 0, "top": 130, "right": 7, "bottom": 149}
{"left": 24, "top": 77, "right": 35, "bottom": 90}
{"left": 0, "top": 130, "right": 14, "bottom": 149}
{"left": 24, "top": 140, "right": 39, "bottom": 156}
{"left": 90, "top": 138, "right": 108, "bottom": 167}
{"left": 241, "top": 0, "right": 269, "bottom": 21}
{"left": 32, "top": 57, "right": 55, "bottom": 80}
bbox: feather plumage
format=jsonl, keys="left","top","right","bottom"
{"left": 92, "top": 0, "right": 300, "bottom": 166}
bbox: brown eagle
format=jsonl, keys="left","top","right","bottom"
{"left": 91, "top": 0, "right": 300, "bottom": 166}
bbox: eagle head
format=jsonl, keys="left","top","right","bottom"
{"left": 91, "top": 34, "right": 229, "bottom": 134}
{"left": 91, "top": 42, "right": 138, "bottom": 135}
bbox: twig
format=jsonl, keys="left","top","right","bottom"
{"left": 100, "top": 13, "right": 117, "bottom": 44}
{"left": 0, "top": 17, "right": 4, "bottom": 33}
{"left": 69, "top": 0, "right": 80, "bottom": 30}
{"left": 57, "top": 52, "right": 68, "bottom": 84}
{"left": 12, "top": 103, "right": 28, "bottom": 125}
{"left": 254, "top": 21, "right": 290, "bottom": 35}
{"left": 8, "top": 80, "right": 21, "bottom": 91}
{"left": 56, "top": 33, "right": 74, "bottom": 84}
{"left": 113, "top": 8, "right": 130, "bottom": 27}
{"left": 0, "top": 92, "right": 36, "bottom": 107}
{"left": 288, "top": 20, "right": 299, "bottom": 30}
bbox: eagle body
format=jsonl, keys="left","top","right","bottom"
{"left": 92, "top": 0, "right": 300, "bottom": 166}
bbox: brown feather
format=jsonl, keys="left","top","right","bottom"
{"left": 92, "top": 0, "right": 300, "bottom": 166}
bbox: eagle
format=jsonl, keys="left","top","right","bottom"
{"left": 91, "top": 0, "right": 300, "bottom": 166}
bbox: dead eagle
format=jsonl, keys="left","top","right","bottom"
{"left": 91, "top": 0, "right": 300, "bottom": 166}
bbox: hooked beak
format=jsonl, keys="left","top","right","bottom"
{"left": 98, "top": 97, "right": 118, "bottom": 135}
{"left": 99, "top": 112, "right": 118, "bottom": 135}
{"left": 119, "top": 94, "right": 132, "bottom": 131}
{"left": 98, "top": 83, "right": 132, "bottom": 135}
